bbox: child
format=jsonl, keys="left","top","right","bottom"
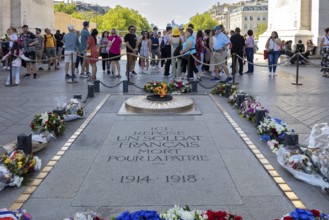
{"left": 2, "top": 42, "right": 30, "bottom": 85}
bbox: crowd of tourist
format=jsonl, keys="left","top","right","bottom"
{"left": 0, "top": 21, "right": 329, "bottom": 85}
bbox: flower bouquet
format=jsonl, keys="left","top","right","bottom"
{"left": 257, "top": 117, "right": 288, "bottom": 142}
{"left": 64, "top": 211, "right": 105, "bottom": 220}
{"left": 0, "top": 209, "right": 32, "bottom": 220}
{"left": 31, "top": 112, "right": 65, "bottom": 136}
{"left": 0, "top": 165, "right": 11, "bottom": 191}
{"left": 144, "top": 81, "right": 168, "bottom": 97}
{"left": 211, "top": 83, "right": 238, "bottom": 97}
{"left": 117, "top": 210, "right": 161, "bottom": 220}
{"left": 228, "top": 90, "right": 241, "bottom": 106}
{"left": 0, "top": 150, "right": 41, "bottom": 188}
{"left": 63, "top": 98, "right": 85, "bottom": 122}
{"left": 276, "top": 208, "right": 329, "bottom": 220}
{"left": 168, "top": 80, "right": 191, "bottom": 94}
{"left": 206, "top": 210, "right": 242, "bottom": 220}
{"left": 160, "top": 205, "right": 206, "bottom": 220}
{"left": 239, "top": 96, "right": 267, "bottom": 121}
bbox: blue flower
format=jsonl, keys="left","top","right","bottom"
{"left": 260, "top": 134, "right": 271, "bottom": 141}
{"left": 117, "top": 211, "right": 131, "bottom": 220}
{"left": 274, "top": 117, "right": 285, "bottom": 126}
{"left": 117, "top": 210, "right": 161, "bottom": 220}
{"left": 279, "top": 133, "right": 286, "bottom": 139}
{"left": 289, "top": 209, "right": 315, "bottom": 220}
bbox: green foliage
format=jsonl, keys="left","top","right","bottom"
{"left": 54, "top": 3, "right": 77, "bottom": 14}
{"left": 98, "top": 5, "right": 151, "bottom": 32}
{"left": 187, "top": 13, "right": 218, "bottom": 31}
{"left": 255, "top": 23, "right": 268, "bottom": 39}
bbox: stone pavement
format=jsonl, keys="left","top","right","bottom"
{"left": 0, "top": 56, "right": 328, "bottom": 219}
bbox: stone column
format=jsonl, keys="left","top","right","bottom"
{"left": 0, "top": 0, "right": 11, "bottom": 34}
{"left": 312, "top": 0, "right": 329, "bottom": 45}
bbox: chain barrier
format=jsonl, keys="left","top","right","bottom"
{"left": 198, "top": 81, "right": 220, "bottom": 89}
{"left": 232, "top": 53, "right": 297, "bottom": 67}
{"left": 99, "top": 80, "right": 123, "bottom": 89}
{"left": 129, "top": 82, "right": 145, "bottom": 91}
{"left": 81, "top": 90, "right": 90, "bottom": 104}
{"left": 191, "top": 54, "right": 232, "bottom": 66}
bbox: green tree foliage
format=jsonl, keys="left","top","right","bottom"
{"left": 54, "top": 3, "right": 77, "bottom": 14}
{"left": 187, "top": 13, "right": 218, "bottom": 31}
{"left": 255, "top": 23, "right": 268, "bottom": 39}
{"left": 98, "top": 5, "right": 150, "bottom": 32}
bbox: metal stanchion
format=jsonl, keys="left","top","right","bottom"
{"left": 292, "top": 53, "right": 303, "bottom": 85}
{"left": 94, "top": 80, "right": 100, "bottom": 92}
{"left": 123, "top": 80, "right": 128, "bottom": 93}
{"left": 283, "top": 131, "right": 299, "bottom": 147}
{"left": 17, "top": 134, "right": 32, "bottom": 154}
{"left": 192, "top": 81, "right": 198, "bottom": 92}
{"left": 88, "top": 85, "right": 94, "bottom": 98}
{"left": 232, "top": 53, "right": 239, "bottom": 85}
{"left": 74, "top": 94, "right": 82, "bottom": 99}
{"left": 126, "top": 53, "right": 130, "bottom": 83}
{"left": 236, "top": 93, "right": 245, "bottom": 108}
{"left": 255, "top": 107, "right": 266, "bottom": 127}
{"left": 225, "top": 84, "right": 232, "bottom": 98}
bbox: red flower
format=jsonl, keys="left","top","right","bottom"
{"left": 283, "top": 217, "right": 293, "bottom": 220}
{"left": 310, "top": 209, "right": 320, "bottom": 217}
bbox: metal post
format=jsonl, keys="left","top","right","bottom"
{"left": 255, "top": 107, "right": 266, "bottom": 127}
{"left": 123, "top": 80, "right": 128, "bottom": 93}
{"left": 225, "top": 84, "right": 232, "bottom": 98}
{"left": 292, "top": 53, "right": 303, "bottom": 85}
{"left": 88, "top": 85, "right": 94, "bottom": 98}
{"left": 17, "top": 134, "right": 32, "bottom": 155}
{"left": 126, "top": 53, "right": 130, "bottom": 83}
{"left": 73, "top": 94, "right": 82, "bottom": 99}
{"left": 236, "top": 93, "right": 245, "bottom": 108}
{"left": 192, "top": 81, "right": 198, "bottom": 92}
{"left": 94, "top": 80, "right": 100, "bottom": 93}
{"left": 71, "top": 52, "right": 74, "bottom": 83}
{"left": 283, "top": 131, "right": 299, "bottom": 147}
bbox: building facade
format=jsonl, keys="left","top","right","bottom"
{"left": 0, "top": 0, "right": 54, "bottom": 34}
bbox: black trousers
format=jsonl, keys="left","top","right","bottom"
{"left": 101, "top": 53, "right": 109, "bottom": 71}
{"left": 232, "top": 52, "right": 243, "bottom": 74}
{"left": 163, "top": 45, "right": 171, "bottom": 75}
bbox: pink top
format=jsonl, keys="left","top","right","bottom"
{"left": 108, "top": 35, "right": 122, "bottom": 55}
{"left": 245, "top": 36, "right": 254, "bottom": 48}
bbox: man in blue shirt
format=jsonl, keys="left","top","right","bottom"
{"left": 79, "top": 21, "right": 90, "bottom": 78}
{"left": 63, "top": 25, "right": 78, "bottom": 80}
{"left": 211, "top": 25, "right": 232, "bottom": 82}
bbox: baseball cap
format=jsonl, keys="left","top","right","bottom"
{"left": 68, "top": 25, "right": 74, "bottom": 31}
{"left": 213, "top": 25, "right": 222, "bottom": 31}
{"left": 83, "top": 21, "right": 89, "bottom": 27}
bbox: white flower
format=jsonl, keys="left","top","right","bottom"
{"left": 8, "top": 175, "right": 24, "bottom": 187}
{"left": 34, "top": 156, "right": 42, "bottom": 171}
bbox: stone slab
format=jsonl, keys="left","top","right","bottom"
{"left": 31, "top": 150, "right": 96, "bottom": 198}
{"left": 72, "top": 121, "right": 242, "bottom": 207}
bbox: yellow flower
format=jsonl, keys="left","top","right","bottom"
{"left": 17, "top": 154, "right": 23, "bottom": 161}
{"left": 5, "top": 158, "right": 11, "bottom": 164}
{"left": 30, "top": 159, "right": 36, "bottom": 167}
{"left": 17, "top": 161, "right": 23, "bottom": 169}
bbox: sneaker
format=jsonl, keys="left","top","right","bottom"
{"left": 132, "top": 71, "right": 137, "bottom": 75}
{"left": 80, "top": 74, "right": 88, "bottom": 78}
{"left": 86, "top": 72, "right": 91, "bottom": 76}
{"left": 39, "top": 67, "right": 44, "bottom": 71}
{"left": 107, "top": 70, "right": 111, "bottom": 75}
{"left": 7, "top": 67, "right": 10, "bottom": 71}
{"left": 33, "top": 73, "right": 38, "bottom": 79}
{"left": 3, "top": 66, "right": 7, "bottom": 70}
{"left": 65, "top": 74, "right": 72, "bottom": 79}
{"left": 225, "top": 77, "right": 233, "bottom": 82}
{"left": 210, "top": 77, "right": 220, "bottom": 81}
{"left": 23, "top": 73, "right": 31, "bottom": 79}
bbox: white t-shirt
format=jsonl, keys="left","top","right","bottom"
{"left": 268, "top": 39, "right": 280, "bottom": 51}
{"left": 10, "top": 34, "right": 18, "bottom": 48}
{"left": 322, "top": 35, "right": 329, "bottom": 49}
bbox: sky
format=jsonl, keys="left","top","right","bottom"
{"left": 81, "top": 0, "right": 240, "bottom": 28}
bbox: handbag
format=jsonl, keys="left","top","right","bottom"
{"left": 173, "top": 40, "right": 182, "bottom": 57}
{"left": 263, "top": 50, "right": 268, "bottom": 60}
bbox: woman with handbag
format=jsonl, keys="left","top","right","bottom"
{"left": 86, "top": 29, "right": 99, "bottom": 81}
{"left": 265, "top": 31, "right": 282, "bottom": 77}
{"left": 320, "top": 27, "right": 329, "bottom": 77}
{"left": 180, "top": 27, "right": 198, "bottom": 81}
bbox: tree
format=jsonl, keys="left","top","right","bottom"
{"left": 54, "top": 3, "right": 77, "bottom": 14}
{"left": 255, "top": 23, "right": 268, "bottom": 39}
{"left": 98, "top": 5, "right": 151, "bottom": 32}
{"left": 187, "top": 13, "right": 218, "bottom": 31}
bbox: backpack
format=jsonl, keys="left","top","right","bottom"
{"left": 44, "top": 33, "right": 54, "bottom": 46}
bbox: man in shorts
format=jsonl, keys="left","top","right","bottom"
{"left": 211, "top": 25, "right": 232, "bottom": 82}
{"left": 124, "top": 25, "right": 138, "bottom": 77}
{"left": 35, "top": 28, "right": 44, "bottom": 71}
{"left": 44, "top": 28, "right": 58, "bottom": 70}
{"left": 19, "top": 25, "right": 39, "bottom": 79}
{"left": 63, "top": 25, "right": 78, "bottom": 81}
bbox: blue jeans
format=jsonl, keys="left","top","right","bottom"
{"left": 245, "top": 48, "right": 254, "bottom": 72}
{"left": 7, "top": 66, "right": 20, "bottom": 84}
{"left": 268, "top": 51, "right": 280, "bottom": 73}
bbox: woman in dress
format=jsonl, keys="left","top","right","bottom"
{"left": 139, "top": 31, "right": 151, "bottom": 73}
{"left": 86, "top": 29, "right": 99, "bottom": 81}
{"left": 265, "top": 31, "right": 282, "bottom": 77}
{"left": 320, "top": 28, "right": 329, "bottom": 77}
{"left": 108, "top": 28, "right": 122, "bottom": 78}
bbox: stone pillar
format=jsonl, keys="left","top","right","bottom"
{"left": 258, "top": 0, "right": 313, "bottom": 50}
{"left": 0, "top": 0, "right": 11, "bottom": 34}
{"left": 312, "top": 0, "right": 329, "bottom": 46}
